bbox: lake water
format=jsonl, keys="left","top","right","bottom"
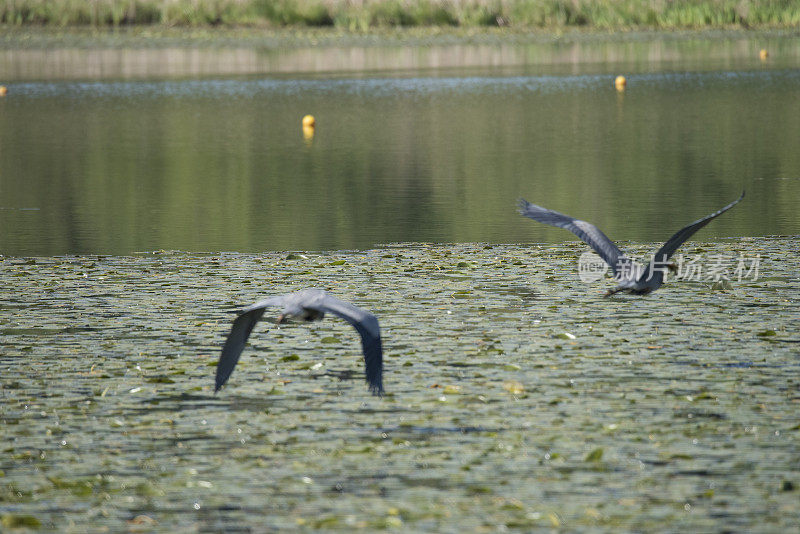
{"left": 1, "top": 33, "right": 799, "bottom": 256}
{"left": 1, "top": 238, "right": 798, "bottom": 531}
{"left": 1, "top": 33, "right": 799, "bottom": 532}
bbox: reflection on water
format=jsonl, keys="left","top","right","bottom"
{"left": 2, "top": 33, "right": 800, "bottom": 80}
{"left": 1, "top": 42, "right": 799, "bottom": 255}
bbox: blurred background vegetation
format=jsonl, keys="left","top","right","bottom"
{"left": 0, "top": 0, "right": 799, "bottom": 30}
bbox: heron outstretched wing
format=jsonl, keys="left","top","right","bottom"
{"left": 214, "top": 296, "right": 285, "bottom": 393}
{"left": 518, "top": 198, "right": 629, "bottom": 275}
{"left": 639, "top": 191, "right": 745, "bottom": 282}
{"left": 313, "top": 294, "right": 384, "bottom": 396}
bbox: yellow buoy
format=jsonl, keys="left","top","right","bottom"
{"left": 614, "top": 75, "right": 627, "bottom": 91}
{"left": 302, "top": 114, "right": 315, "bottom": 128}
{"left": 302, "top": 124, "right": 315, "bottom": 142}
{"left": 759, "top": 49, "right": 769, "bottom": 61}
{"left": 0, "top": 85, "right": 7, "bottom": 96}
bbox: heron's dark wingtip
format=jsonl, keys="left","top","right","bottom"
{"left": 366, "top": 370, "right": 384, "bottom": 397}
{"left": 214, "top": 368, "right": 225, "bottom": 393}
{"left": 215, "top": 362, "right": 234, "bottom": 394}
{"left": 722, "top": 190, "right": 746, "bottom": 212}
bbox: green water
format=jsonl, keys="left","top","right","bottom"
{"left": 1, "top": 238, "right": 798, "bottom": 530}
{"left": 1, "top": 35, "right": 800, "bottom": 256}
{"left": 1, "top": 32, "right": 799, "bottom": 531}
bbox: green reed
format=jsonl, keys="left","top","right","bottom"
{"left": 1, "top": 0, "right": 799, "bottom": 29}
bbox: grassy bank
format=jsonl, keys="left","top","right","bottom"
{"left": 1, "top": 0, "right": 799, "bottom": 30}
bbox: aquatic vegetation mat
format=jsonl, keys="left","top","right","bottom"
{"left": 1, "top": 237, "right": 798, "bottom": 531}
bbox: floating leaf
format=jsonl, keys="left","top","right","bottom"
{"left": 128, "top": 515, "right": 157, "bottom": 526}
{"left": 1, "top": 514, "right": 41, "bottom": 528}
{"left": 585, "top": 508, "right": 603, "bottom": 520}
{"left": 146, "top": 376, "right": 175, "bottom": 384}
{"left": 385, "top": 516, "right": 403, "bottom": 527}
{"left": 585, "top": 448, "right": 604, "bottom": 462}
{"left": 135, "top": 481, "right": 164, "bottom": 497}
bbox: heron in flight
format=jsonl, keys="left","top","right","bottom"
{"left": 518, "top": 192, "right": 744, "bottom": 296}
{"left": 215, "top": 289, "right": 384, "bottom": 395}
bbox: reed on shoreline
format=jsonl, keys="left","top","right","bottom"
{"left": 1, "top": 0, "right": 799, "bottom": 30}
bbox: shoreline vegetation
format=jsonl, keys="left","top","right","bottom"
{"left": 1, "top": 0, "right": 799, "bottom": 31}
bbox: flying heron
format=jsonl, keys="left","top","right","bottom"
{"left": 518, "top": 192, "right": 744, "bottom": 296}
{"left": 215, "top": 289, "right": 384, "bottom": 395}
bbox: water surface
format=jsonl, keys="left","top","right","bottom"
{"left": 2, "top": 33, "right": 799, "bottom": 532}
{"left": 1, "top": 35, "right": 799, "bottom": 255}
{"left": 1, "top": 238, "right": 798, "bottom": 530}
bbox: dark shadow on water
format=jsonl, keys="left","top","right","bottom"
{"left": 122, "top": 392, "right": 226, "bottom": 414}
{"left": 1, "top": 326, "right": 99, "bottom": 335}
{"left": 379, "top": 425, "right": 503, "bottom": 436}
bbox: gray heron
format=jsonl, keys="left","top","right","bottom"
{"left": 215, "top": 289, "right": 384, "bottom": 395}
{"left": 518, "top": 192, "right": 744, "bottom": 296}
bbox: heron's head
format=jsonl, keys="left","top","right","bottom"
{"left": 304, "top": 311, "right": 324, "bottom": 321}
